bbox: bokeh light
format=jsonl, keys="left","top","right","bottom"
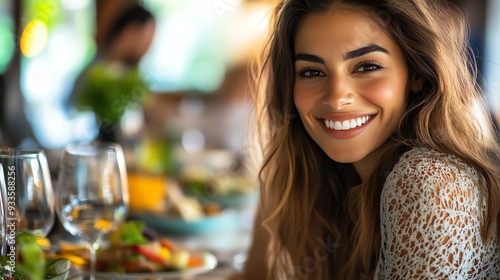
{"left": 0, "top": 16, "right": 14, "bottom": 73}
{"left": 20, "top": 19, "right": 48, "bottom": 57}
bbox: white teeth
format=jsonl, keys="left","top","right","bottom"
{"left": 323, "top": 115, "right": 372, "bottom": 131}
{"left": 341, "top": 120, "right": 350, "bottom": 130}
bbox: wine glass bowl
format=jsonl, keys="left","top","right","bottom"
{"left": 0, "top": 148, "right": 55, "bottom": 237}
{"left": 55, "top": 142, "right": 128, "bottom": 278}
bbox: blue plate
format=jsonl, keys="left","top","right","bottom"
{"left": 135, "top": 210, "right": 238, "bottom": 235}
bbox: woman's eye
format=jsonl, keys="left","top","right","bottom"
{"left": 354, "top": 61, "right": 383, "bottom": 73}
{"left": 297, "top": 68, "right": 325, "bottom": 78}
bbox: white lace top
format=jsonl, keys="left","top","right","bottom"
{"left": 375, "top": 147, "right": 500, "bottom": 279}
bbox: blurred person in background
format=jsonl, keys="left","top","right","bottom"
{"left": 67, "top": 3, "right": 156, "bottom": 142}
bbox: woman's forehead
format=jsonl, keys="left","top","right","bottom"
{"left": 294, "top": 9, "right": 394, "bottom": 56}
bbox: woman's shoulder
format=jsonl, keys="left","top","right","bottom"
{"left": 385, "top": 146, "right": 479, "bottom": 187}
{"left": 378, "top": 147, "right": 500, "bottom": 278}
{"left": 382, "top": 147, "right": 481, "bottom": 204}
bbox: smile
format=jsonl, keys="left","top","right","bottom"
{"left": 323, "top": 115, "right": 372, "bottom": 131}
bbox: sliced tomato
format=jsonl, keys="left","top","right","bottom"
{"left": 160, "top": 238, "right": 177, "bottom": 252}
{"left": 131, "top": 245, "right": 169, "bottom": 266}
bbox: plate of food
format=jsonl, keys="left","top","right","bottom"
{"left": 82, "top": 251, "right": 217, "bottom": 279}
{"left": 179, "top": 166, "right": 258, "bottom": 209}
{"left": 53, "top": 221, "right": 218, "bottom": 279}
{"left": 129, "top": 176, "right": 239, "bottom": 235}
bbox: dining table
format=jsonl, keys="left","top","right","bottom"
{"left": 47, "top": 196, "right": 257, "bottom": 280}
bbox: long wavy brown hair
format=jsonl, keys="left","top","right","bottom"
{"left": 252, "top": 0, "right": 500, "bottom": 279}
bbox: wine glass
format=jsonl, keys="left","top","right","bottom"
{"left": 55, "top": 143, "right": 129, "bottom": 280}
{"left": 0, "top": 148, "right": 55, "bottom": 237}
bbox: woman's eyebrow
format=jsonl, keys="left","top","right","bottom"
{"left": 343, "top": 44, "right": 389, "bottom": 60}
{"left": 294, "top": 53, "right": 325, "bottom": 64}
{"left": 295, "top": 44, "right": 389, "bottom": 64}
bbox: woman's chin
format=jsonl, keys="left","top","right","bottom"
{"left": 324, "top": 150, "right": 366, "bottom": 164}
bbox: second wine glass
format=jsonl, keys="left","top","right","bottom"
{"left": 0, "top": 148, "right": 55, "bottom": 237}
{"left": 55, "top": 143, "right": 128, "bottom": 279}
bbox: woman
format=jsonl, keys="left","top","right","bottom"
{"left": 243, "top": 0, "right": 500, "bottom": 279}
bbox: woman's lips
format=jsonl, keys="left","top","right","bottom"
{"left": 317, "top": 114, "right": 376, "bottom": 139}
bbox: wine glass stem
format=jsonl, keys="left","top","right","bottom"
{"left": 88, "top": 242, "right": 98, "bottom": 280}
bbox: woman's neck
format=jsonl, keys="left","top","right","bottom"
{"left": 352, "top": 149, "right": 384, "bottom": 183}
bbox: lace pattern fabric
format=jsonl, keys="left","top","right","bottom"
{"left": 375, "top": 147, "right": 500, "bottom": 279}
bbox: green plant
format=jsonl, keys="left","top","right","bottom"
{"left": 75, "top": 62, "right": 150, "bottom": 125}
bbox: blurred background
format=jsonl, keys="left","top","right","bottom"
{"left": 0, "top": 0, "right": 498, "bottom": 153}
{"left": 0, "top": 0, "right": 276, "bottom": 153}
{"left": 0, "top": 2, "right": 282, "bottom": 274}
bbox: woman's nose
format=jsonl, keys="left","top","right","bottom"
{"left": 322, "top": 75, "right": 355, "bottom": 110}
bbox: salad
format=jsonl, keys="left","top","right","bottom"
{"left": 0, "top": 232, "right": 71, "bottom": 280}
{"left": 56, "top": 221, "right": 204, "bottom": 274}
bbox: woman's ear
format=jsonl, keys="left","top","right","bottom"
{"left": 409, "top": 74, "right": 423, "bottom": 92}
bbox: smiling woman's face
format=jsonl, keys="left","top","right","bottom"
{"left": 293, "top": 8, "right": 410, "bottom": 174}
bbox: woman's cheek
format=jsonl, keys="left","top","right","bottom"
{"left": 359, "top": 77, "right": 407, "bottom": 108}
{"left": 294, "top": 84, "right": 322, "bottom": 112}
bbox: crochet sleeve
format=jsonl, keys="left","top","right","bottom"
{"left": 375, "top": 148, "right": 499, "bottom": 279}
